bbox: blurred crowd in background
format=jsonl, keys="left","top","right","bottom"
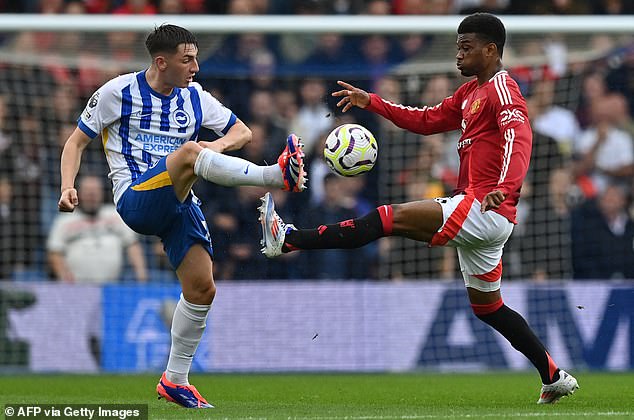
{"left": 0, "top": 0, "right": 632, "bottom": 283}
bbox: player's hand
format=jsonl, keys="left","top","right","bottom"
{"left": 332, "top": 80, "right": 370, "bottom": 112}
{"left": 58, "top": 187, "right": 78, "bottom": 212}
{"left": 480, "top": 190, "right": 506, "bottom": 213}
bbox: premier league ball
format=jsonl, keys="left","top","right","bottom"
{"left": 323, "top": 123, "right": 378, "bottom": 177}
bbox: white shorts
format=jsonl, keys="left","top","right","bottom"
{"left": 430, "top": 194, "right": 514, "bottom": 292}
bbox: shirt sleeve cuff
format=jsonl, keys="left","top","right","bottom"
{"left": 77, "top": 118, "right": 98, "bottom": 139}
{"left": 366, "top": 93, "right": 379, "bottom": 112}
{"left": 221, "top": 113, "right": 237, "bottom": 135}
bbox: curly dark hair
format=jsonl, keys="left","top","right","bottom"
{"left": 458, "top": 13, "right": 506, "bottom": 58}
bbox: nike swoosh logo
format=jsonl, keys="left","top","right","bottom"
{"left": 244, "top": 165, "right": 250, "bottom": 174}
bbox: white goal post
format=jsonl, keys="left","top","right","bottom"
{"left": 0, "top": 14, "right": 631, "bottom": 34}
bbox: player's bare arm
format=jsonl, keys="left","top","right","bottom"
{"left": 58, "top": 127, "right": 91, "bottom": 212}
{"left": 480, "top": 189, "right": 507, "bottom": 213}
{"left": 332, "top": 80, "right": 370, "bottom": 112}
{"left": 199, "top": 119, "right": 252, "bottom": 153}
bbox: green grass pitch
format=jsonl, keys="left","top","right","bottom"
{"left": 1, "top": 372, "right": 633, "bottom": 419}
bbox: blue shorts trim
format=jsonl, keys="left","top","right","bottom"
{"left": 116, "top": 157, "right": 213, "bottom": 269}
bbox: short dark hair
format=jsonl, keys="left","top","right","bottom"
{"left": 145, "top": 24, "right": 198, "bottom": 56}
{"left": 458, "top": 13, "right": 506, "bottom": 58}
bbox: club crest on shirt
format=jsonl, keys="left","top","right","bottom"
{"left": 88, "top": 92, "right": 100, "bottom": 108}
{"left": 470, "top": 98, "right": 482, "bottom": 114}
{"left": 172, "top": 109, "right": 191, "bottom": 128}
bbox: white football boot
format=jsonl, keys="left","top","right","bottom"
{"left": 537, "top": 370, "right": 579, "bottom": 404}
{"left": 258, "top": 192, "right": 295, "bottom": 258}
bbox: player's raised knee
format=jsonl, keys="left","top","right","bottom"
{"left": 180, "top": 141, "right": 203, "bottom": 160}
{"left": 168, "top": 141, "right": 204, "bottom": 173}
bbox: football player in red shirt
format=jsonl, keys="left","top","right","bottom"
{"left": 259, "top": 13, "right": 578, "bottom": 403}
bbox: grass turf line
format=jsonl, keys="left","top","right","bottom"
{"left": 0, "top": 372, "right": 632, "bottom": 419}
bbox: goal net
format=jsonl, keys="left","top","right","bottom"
{"left": 0, "top": 15, "right": 632, "bottom": 373}
{"left": 0, "top": 15, "right": 632, "bottom": 282}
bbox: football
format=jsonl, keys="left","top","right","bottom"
{"left": 323, "top": 123, "right": 378, "bottom": 177}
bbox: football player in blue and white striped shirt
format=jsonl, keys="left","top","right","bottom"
{"left": 58, "top": 24, "right": 306, "bottom": 408}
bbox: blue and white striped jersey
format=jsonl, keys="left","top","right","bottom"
{"left": 78, "top": 70, "right": 236, "bottom": 204}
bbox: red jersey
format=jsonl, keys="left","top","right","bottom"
{"left": 366, "top": 70, "right": 532, "bottom": 223}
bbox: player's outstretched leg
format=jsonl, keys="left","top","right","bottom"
{"left": 191, "top": 134, "right": 306, "bottom": 191}
{"left": 156, "top": 372, "right": 214, "bottom": 408}
{"left": 258, "top": 192, "right": 392, "bottom": 257}
{"left": 538, "top": 369, "right": 579, "bottom": 404}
